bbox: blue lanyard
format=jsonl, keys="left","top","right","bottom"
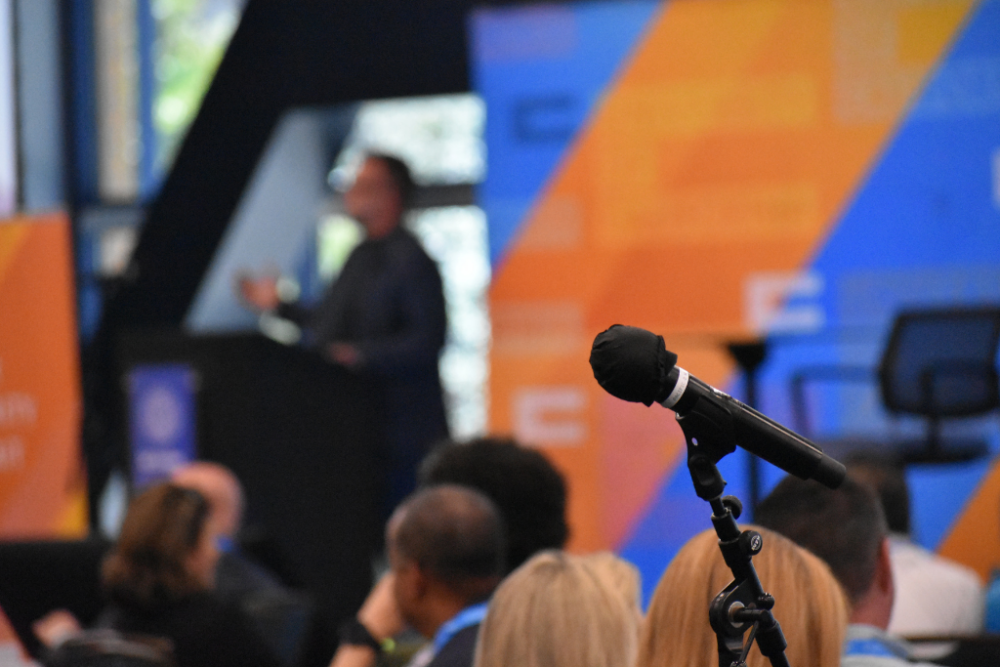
{"left": 215, "top": 535, "right": 235, "bottom": 554}
{"left": 843, "top": 637, "right": 910, "bottom": 660}
{"left": 432, "top": 602, "right": 489, "bottom": 654}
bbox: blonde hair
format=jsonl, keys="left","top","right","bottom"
{"left": 636, "top": 527, "right": 847, "bottom": 667}
{"left": 474, "top": 550, "right": 641, "bottom": 667}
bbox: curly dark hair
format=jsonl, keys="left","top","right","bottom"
{"left": 418, "top": 436, "right": 569, "bottom": 572}
{"left": 102, "top": 482, "right": 211, "bottom": 610}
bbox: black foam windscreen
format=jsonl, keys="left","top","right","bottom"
{"left": 589, "top": 325, "right": 678, "bottom": 406}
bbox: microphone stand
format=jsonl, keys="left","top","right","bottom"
{"left": 676, "top": 396, "right": 790, "bottom": 667}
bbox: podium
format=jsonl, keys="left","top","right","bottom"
{"left": 118, "top": 332, "right": 387, "bottom": 659}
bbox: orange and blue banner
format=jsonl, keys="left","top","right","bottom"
{"left": 474, "top": 0, "right": 1000, "bottom": 598}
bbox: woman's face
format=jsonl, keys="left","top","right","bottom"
{"left": 185, "top": 524, "right": 220, "bottom": 590}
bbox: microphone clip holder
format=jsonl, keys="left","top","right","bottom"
{"left": 677, "top": 399, "right": 791, "bottom": 667}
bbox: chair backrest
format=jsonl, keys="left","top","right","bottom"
{"left": 0, "top": 538, "right": 111, "bottom": 657}
{"left": 242, "top": 589, "right": 313, "bottom": 667}
{"left": 879, "top": 307, "right": 1000, "bottom": 418}
{"left": 42, "top": 630, "right": 175, "bottom": 667}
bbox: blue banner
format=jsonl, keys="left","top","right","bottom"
{"left": 128, "top": 364, "right": 197, "bottom": 488}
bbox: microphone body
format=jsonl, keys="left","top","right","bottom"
{"left": 661, "top": 365, "right": 845, "bottom": 488}
{"left": 590, "top": 325, "right": 845, "bottom": 489}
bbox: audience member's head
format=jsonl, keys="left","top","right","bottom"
{"left": 844, "top": 451, "right": 910, "bottom": 535}
{"left": 102, "top": 482, "right": 218, "bottom": 610}
{"left": 636, "top": 527, "right": 847, "bottom": 667}
{"left": 755, "top": 475, "right": 887, "bottom": 605}
{"left": 387, "top": 484, "right": 506, "bottom": 638}
{"left": 584, "top": 551, "right": 643, "bottom": 624}
{"left": 171, "top": 461, "right": 244, "bottom": 540}
{"left": 419, "top": 436, "right": 569, "bottom": 571}
{"left": 474, "top": 550, "right": 641, "bottom": 667}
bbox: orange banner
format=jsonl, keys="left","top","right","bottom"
{"left": 0, "top": 213, "right": 87, "bottom": 538}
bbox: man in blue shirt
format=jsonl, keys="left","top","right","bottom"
{"left": 756, "top": 474, "right": 940, "bottom": 667}
{"left": 330, "top": 485, "right": 504, "bottom": 667}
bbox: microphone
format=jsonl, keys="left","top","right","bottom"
{"left": 590, "top": 324, "right": 845, "bottom": 489}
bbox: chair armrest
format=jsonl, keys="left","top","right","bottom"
{"left": 790, "top": 365, "right": 875, "bottom": 435}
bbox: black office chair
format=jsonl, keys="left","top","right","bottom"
{"left": 42, "top": 630, "right": 175, "bottom": 667}
{"left": 791, "top": 306, "right": 1000, "bottom": 464}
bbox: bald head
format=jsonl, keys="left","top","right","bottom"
{"left": 171, "top": 462, "right": 244, "bottom": 538}
{"left": 389, "top": 485, "right": 505, "bottom": 601}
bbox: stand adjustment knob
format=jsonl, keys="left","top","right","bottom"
{"left": 721, "top": 495, "right": 743, "bottom": 519}
{"left": 739, "top": 530, "right": 763, "bottom": 556}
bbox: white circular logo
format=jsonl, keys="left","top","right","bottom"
{"left": 140, "top": 387, "right": 182, "bottom": 444}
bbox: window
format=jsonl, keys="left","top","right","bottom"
{"left": 152, "top": 0, "right": 247, "bottom": 172}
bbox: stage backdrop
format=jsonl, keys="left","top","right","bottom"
{"left": 0, "top": 213, "right": 87, "bottom": 538}
{"left": 475, "top": 0, "right": 1000, "bottom": 600}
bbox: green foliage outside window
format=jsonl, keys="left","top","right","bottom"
{"left": 152, "top": 0, "right": 243, "bottom": 169}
